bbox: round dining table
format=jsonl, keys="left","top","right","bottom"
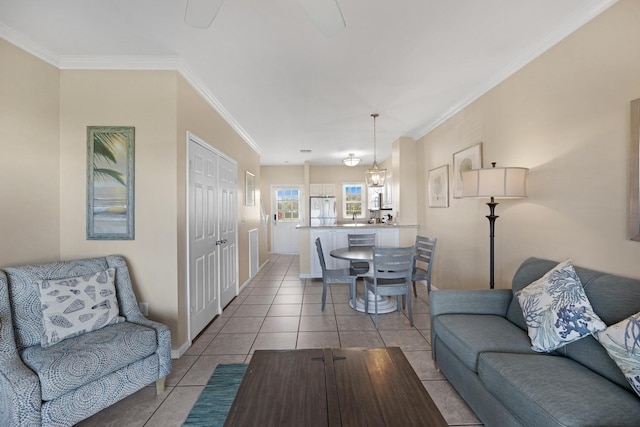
{"left": 329, "top": 247, "right": 398, "bottom": 314}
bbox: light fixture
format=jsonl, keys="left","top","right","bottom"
{"left": 364, "top": 113, "right": 386, "bottom": 187}
{"left": 342, "top": 153, "right": 361, "bottom": 167}
{"left": 462, "top": 162, "right": 528, "bottom": 289}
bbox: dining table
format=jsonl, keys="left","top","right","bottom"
{"left": 329, "top": 246, "right": 399, "bottom": 314}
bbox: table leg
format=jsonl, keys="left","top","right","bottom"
{"left": 349, "top": 289, "right": 397, "bottom": 313}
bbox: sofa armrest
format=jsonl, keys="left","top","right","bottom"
{"left": 430, "top": 289, "right": 513, "bottom": 318}
{"left": 0, "top": 276, "right": 42, "bottom": 426}
{"left": 107, "top": 255, "right": 172, "bottom": 377}
{"left": 124, "top": 315, "right": 172, "bottom": 377}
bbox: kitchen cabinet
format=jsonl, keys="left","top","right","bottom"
{"left": 310, "top": 183, "right": 336, "bottom": 197}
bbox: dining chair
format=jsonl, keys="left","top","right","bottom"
{"left": 315, "top": 238, "right": 357, "bottom": 311}
{"left": 412, "top": 235, "right": 437, "bottom": 297}
{"left": 347, "top": 233, "right": 376, "bottom": 276}
{"left": 364, "top": 246, "right": 415, "bottom": 328}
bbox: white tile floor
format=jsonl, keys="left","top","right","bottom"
{"left": 77, "top": 254, "right": 482, "bottom": 426}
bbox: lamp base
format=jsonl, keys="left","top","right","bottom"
{"left": 486, "top": 198, "right": 499, "bottom": 289}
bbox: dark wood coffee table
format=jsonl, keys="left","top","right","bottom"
{"left": 224, "top": 347, "right": 447, "bottom": 427}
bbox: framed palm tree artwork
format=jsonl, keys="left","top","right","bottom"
{"left": 87, "top": 126, "right": 135, "bottom": 240}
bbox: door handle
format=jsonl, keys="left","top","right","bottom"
{"left": 215, "top": 239, "right": 228, "bottom": 245}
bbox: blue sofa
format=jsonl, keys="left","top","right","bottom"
{"left": 430, "top": 257, "right": 640, "bottom": 427}
{"left": 0, "top": 255, "right": 171, "bottom": 427}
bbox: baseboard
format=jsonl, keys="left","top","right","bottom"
{"left": 172, "top": 340, "right": 191, "bottom": 359}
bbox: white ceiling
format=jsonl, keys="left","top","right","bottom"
{"left": 0, "top": 0, "right": 616, "bottom": 166}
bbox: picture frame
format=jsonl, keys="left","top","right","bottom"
{"left": 428, "top": 165, "right": 449, "bottom": 208}
{"left": 245, "top": 171, "right": 255, "bottom": 206}
{"left": 630, "top": 99, "right": 640, "bottom": 241}
{"left": 453, "top": 142, "right": 483, "bottom": 198}
{"left": 87, "top": 126, "right": 135, "bottom": 240}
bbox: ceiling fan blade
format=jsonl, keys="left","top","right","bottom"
{"left": 298, "top": 0, "right": 346, "bottom": 37}
{"left": 185, "top": 0, "right": 225, "bottom": 29}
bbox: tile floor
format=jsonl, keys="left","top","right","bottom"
{"left": 78, "top": 254, "right": 482, "bottom": 426}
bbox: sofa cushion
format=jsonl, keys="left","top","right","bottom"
{"left": 433, "top": 314, "right": 535, "bottom": 373}
{"left": 596, "top": 311, "right": 640, "bottom": 397}
{"left": 479, "top": 352, "right": 640, "bottom": 427}
{"left": 515, "top": 259, "right": 606, "bottom": 353}
{"left": 36, "top": 268, "right": 124, "bottom": 347}
{"left": 20, "top": 321, "right": 158, "bottom": 401}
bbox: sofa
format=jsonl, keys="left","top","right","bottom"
{"left": 430, "top": 257, "right": 640, "bottom": 427}
{"left": 0, "top": 255, "right": 171, "bottom": 427}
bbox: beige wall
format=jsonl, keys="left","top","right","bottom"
{"left": 3, "top": 39, "right": 262, "bottom": 352}
{"left": 0, "top": 40, "right": 61, "bottom": 265}
{"left": 176, "top": 75, "right": 261, "bottom": 347}
{"left": 419, "top": 0, "right": 640, "bottom": 290}
{"left": 59, "top": 70, "right": 180, "bottom": 335}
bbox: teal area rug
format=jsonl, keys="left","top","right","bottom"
{"left": 183, "top": 363, "right": 248, "bottom": 427}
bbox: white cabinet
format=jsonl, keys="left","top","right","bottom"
{"left": 310, "top": 183, "right": 335, "bottom": 197}
{"left": 309, "top": 227, "right": 400, "bottom": 278}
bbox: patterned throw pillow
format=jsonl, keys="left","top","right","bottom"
{"left": 595, "top": 312, "right": 640, "bottom": 397}
{"left": 37, "top": 268, "right": 124, "bottom": 347}
{"left": 515, "top": 259, "right": 606, "bottom": 353}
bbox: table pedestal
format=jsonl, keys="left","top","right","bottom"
{"left": 350, "top": 290, "right": 398, "bottom": 313}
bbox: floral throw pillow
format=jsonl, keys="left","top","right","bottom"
{"left": 595, "top": 312, "right": 640, "bottom": 397}
{"left": 515, "top": 259, "right": 606, "bottom": 353}
{"left": 36, "top": 268, "right": 124, "bottom": 347}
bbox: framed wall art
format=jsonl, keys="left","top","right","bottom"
{"left": 428, "top": 164, "right": 449, "bottom": 208}
{"left": 87, "top": 126, "right": 135, "bottom": 240}
{"left": 630, "top": 99, "right": 640, "bottom": 241}
{"left": 453, "top": 142, "right": 483, "bottom": 198}
{"left": 245, "top": 171, "right": 255, "bottom": 206}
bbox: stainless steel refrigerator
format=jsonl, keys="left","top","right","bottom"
{"left": 309, "top": 196, "right": 337, "bottom": 226}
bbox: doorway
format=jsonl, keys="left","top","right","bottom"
{"left": 271, "top": 185, "right": 303, "bottom": 254}
{"left": 187, "top": 134, "right": 238, "bottom": 340}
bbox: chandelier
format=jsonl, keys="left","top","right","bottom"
{"left": 342, "top": 153, "right": 361, "bottom": 167}
{"left": 364, "top": 113, "right": 386, "bottom": 187}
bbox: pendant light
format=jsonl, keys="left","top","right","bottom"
{"left": 364, "top": 113, "right": 386, "bottom": 187}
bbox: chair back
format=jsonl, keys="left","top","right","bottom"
{"left": 372, "top": 246, "right": 415, "bottom": 284}
{"left": 415, "top": 235, "right": 437, "bottom": 276}
{"left": 348, "top": 233, "right": 376, "bottom": 248}
{"left": 315, "top": 238, "right": 328, "bottom": 275}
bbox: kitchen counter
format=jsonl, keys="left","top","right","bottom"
{"left": 297, "top": 224, "right": 418, "bottom": 229}
{"left": 299, "top": 224, "right": 419, "bottom": 278}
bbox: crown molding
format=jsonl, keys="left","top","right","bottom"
{"left": 0, "top": 23, "right": 260, "bottom": 156}
{"left": 0, "top": 23, "right": 59, "bottom": 67}
{"left": 58, "top": 55, "right": 182, "bottom": 70}
{"left": 411, "top": 0, "right": 619, "bottom": 140}
{"left": 177, "top": 61, "right": 262, "bottom": 156}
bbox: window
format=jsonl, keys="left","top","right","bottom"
{"left": 275, "top": 188, "right": 300, "bottom": 221}
{"left": 343, "top": 183, "right": 366, "bottom": 219}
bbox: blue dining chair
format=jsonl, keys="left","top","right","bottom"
{"left": 412, "top": 235, "right": 437, "bottom": 296}
{"left": 347, "top": 233, "right": 376, "bottom": 276}
{"left": 315, "top": 238, "right": 357, "bottom": 311}
{"left": 364, "top": 246, "right": 415, "bottom": 328}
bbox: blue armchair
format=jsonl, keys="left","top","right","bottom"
{"left": 0, "top": 255, "right": 171, "bottom": 427}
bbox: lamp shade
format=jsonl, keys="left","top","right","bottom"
{"left": 462, "top": 167, "right": 528, "bottom": 198}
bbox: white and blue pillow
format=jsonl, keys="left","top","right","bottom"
{"left": 596, "top": 312, "right": 640, "bottom": 397}
{"left": 515, "top": 259, "right": 606, "bottom": 353}
{"left": 36, "top": 268, "right": 124, "bottom": 347}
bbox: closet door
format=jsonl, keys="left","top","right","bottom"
{"left": 218, "top": 156, "right": 238, "bottom": 309}
{"left": 189, "top": 139, "right": 221, "bottom": 339}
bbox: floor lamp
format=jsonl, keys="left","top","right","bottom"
{"left": 462, "top": 162, "right": 528, "bottom": 289}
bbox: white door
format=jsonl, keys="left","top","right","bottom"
{"left": 271, "top": 186, "right": 303, "bottom": 254}
{"left": 189, "top": 140, "right": 220, "bottom": 339}
{"left": 188, "top": 136, "right": 238, "bottom": 340}
{"left": 218, "top": 156, "right": 238, "bottom": 308}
